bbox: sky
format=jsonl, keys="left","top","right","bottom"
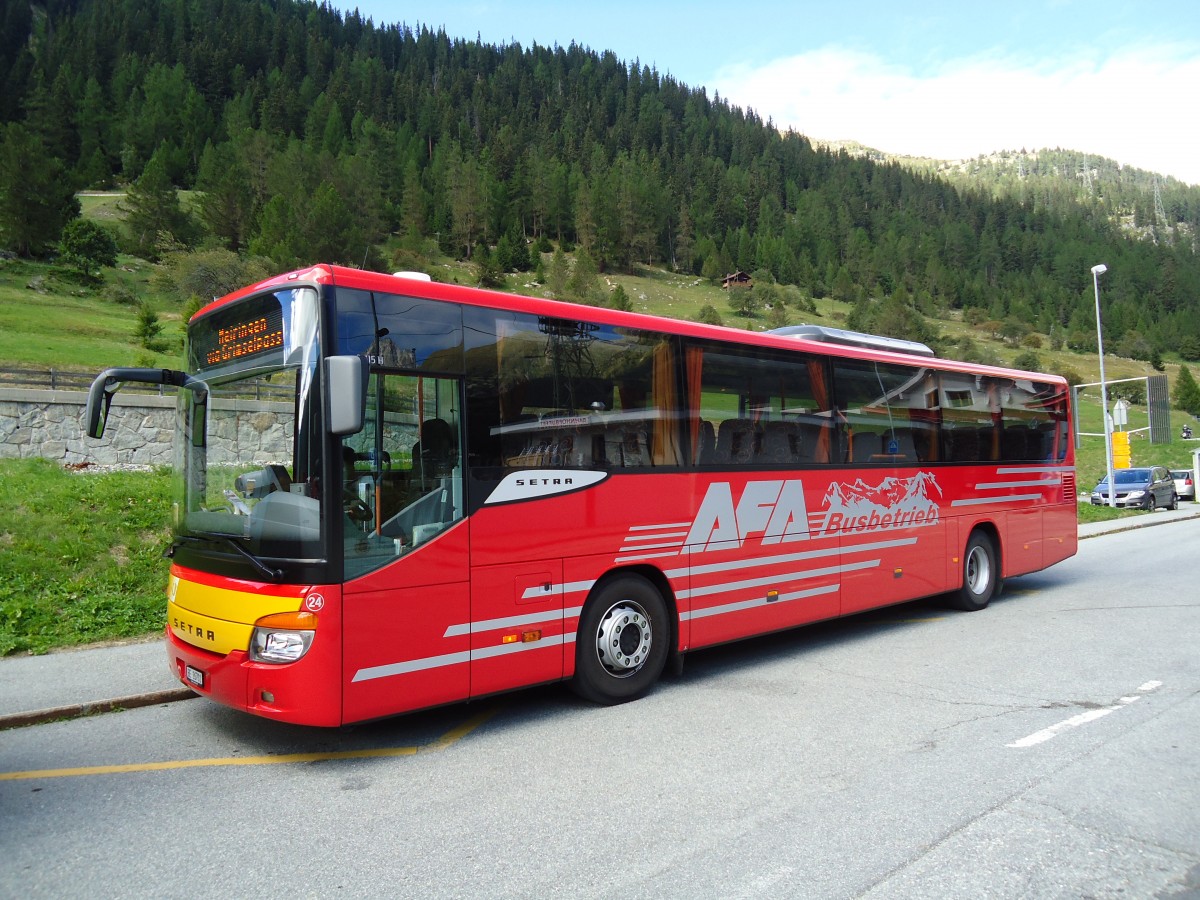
{"left": 348, "top": 1, "right": 1200, "bottom": 185}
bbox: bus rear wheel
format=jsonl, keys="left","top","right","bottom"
{"left": 572, "top": 574, "right": 669, "bottom": 705}
{"left": 946, "top": 531, "right": 1000, "bottom": 612}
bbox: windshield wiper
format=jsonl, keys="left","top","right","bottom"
{"left": 168, "top": 534, "right": 284, "bottom": 581}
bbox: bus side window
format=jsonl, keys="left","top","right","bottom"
{"left": 689, "top": 341, "right": 828, "bottom": 469}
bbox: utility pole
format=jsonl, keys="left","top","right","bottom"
{"left": 1154, "top": 178, "right": 1168, "bottom": 233}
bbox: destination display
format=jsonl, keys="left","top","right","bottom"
{"left": 191, "top": 295, "right": 286, "bottom": 370}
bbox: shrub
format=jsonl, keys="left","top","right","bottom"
{"left": 58, "top": 218, "right": 118, "bottom": 281}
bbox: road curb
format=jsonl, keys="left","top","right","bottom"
{"left": 1079, "top": 509, "right": 1200, "bottom": 540}
{"left": 0, "top": 687, "right": 196, "bottom": 731}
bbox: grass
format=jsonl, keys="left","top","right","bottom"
{"left": 1075, "top": 501, "right": 1139, "bottom": 524}
{"left": 0, "top": 255, "right": 182, "bottom": 370}
{"left": 0, "top": 459, "right": 174, "bottom": 655}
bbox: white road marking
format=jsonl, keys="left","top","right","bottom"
{"left": 1008, "top": 681, "right": 1162, "bottom": 748}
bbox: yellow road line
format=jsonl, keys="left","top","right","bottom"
{"left": 0, "top": 707, "right": 501, "bottom": 782}
{"left": 421, "top": 707, "right": 500, "bottom": 753}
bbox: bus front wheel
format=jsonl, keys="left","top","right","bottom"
{"left": 946, "top": 531, "right": 1000, "bottom": 612}
{"left": 572, "top": 574, "right": 670, "bottom": 705}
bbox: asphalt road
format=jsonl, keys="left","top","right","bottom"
{"left": 2, "top": 520, "right": 1198, "bottom": 898}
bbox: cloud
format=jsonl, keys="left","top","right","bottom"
{"left": 713, "top": 44, "right": 1200, "bottom": 185}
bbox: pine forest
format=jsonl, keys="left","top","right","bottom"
{"left": 3, "top": 0, "right": 1200, "bottom": 369}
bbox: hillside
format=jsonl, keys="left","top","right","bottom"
{"left": 1, "top": 0, "right": 1200, "bottom": 371}
{"left": 0, "top": 233, "right": 1179, "bottom": 396}
{"left": 824, "top": 141, "right": 1199, "bottom": 244}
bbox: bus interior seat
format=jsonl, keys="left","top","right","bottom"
{"left": 797, "top": 423, "right": 825, "bottom": 462}
{"left": 696, "top": 420, "right": 716, "bottom": 465}
{"left": 884, "top": 429, "right": 917, "bottom": 461}
{"left": 852, "top": 432, "right": 880, "bottom": 462}
{"left": 715, "top": 418, "right": 757, "bottom": 464}
{"left": 759, "top": 421, "right": 801, "bottom": 464}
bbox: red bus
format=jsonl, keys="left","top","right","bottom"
{"left": 87, "top": 265, "right": 1077, "bottom": 726}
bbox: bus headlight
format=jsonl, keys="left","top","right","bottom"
{"left": 250, "top": 611, "right": 317, "bottom": 663}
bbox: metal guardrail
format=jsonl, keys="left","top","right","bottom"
{"left": 0, "top": 368, "right": 292, "bottom": 401}
{"left": 0, "top": 368, "right": 170, "bottom": 394}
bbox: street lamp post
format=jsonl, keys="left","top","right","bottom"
{"left": 1092, "top": 263, "right": 1116, "bottom": 507}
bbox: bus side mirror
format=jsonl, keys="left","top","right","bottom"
{"left": 86, "top": 374, "right": 117, "bottom": 438}
{"left": 325, "top": 355, "right": 368, "bottom": 435}
{"left": 85, "top": 367, "right": 198, "bottom": 439}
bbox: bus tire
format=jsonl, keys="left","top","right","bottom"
{"left": 946, "top": 531, "right": 999, "bottom": 612}
{"left": 572, "top": 574, "right": 670, "bottom": 705}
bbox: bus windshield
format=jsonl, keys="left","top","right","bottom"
{"left": 176, "top": 287, "right": 324, "bottom": 562}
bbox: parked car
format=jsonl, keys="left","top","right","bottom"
{"left": 1090, "top": 466, "right": 1178, "bottom": 510}
{"left": 1171, "top": 469, "right": 1195, "bottom": 502}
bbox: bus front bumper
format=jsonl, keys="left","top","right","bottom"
{"left": 166, "top": 626, "right": 342, "bottom": 727}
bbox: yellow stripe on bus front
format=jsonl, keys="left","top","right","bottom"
{"left": 168, "top": 574, "right": 307, "bottom": 655}
{"left": 167, "top": 598, "right": 252, "bottom": 655}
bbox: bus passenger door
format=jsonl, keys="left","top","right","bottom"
{"left": 341, "top": 372, "right": 473, "bottom": 721}
{"left": 342, "top": 533, "right": 471, "bottom": 721}
{"left": 469, "top": 560, "right": 564, "bottom": 697}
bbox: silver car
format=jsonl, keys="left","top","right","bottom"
{"left": 1090, "top": 466, "right": 1178, "bottom": 510}
{"left": 1170, "top": 469, "right": 1195, "bottom": 502}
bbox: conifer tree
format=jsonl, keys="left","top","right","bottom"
{"left": 196, "top": 142, "right": 255, "bottom": 252}
{"left": 1173, "top": 366, "right": 1200, "bottom": 417}
{"left": 124, "top": 146, "right": 195, "bottom": 260}
{"left": 547, "top": 247, "right": 570, "bottom": 298}
{"left": 567, "top": 249, "right": 601, "bottom": 304}
{"left": 0, "top": 123, "right": 79, "bottom": 256}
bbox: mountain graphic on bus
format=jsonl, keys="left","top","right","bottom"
{"left": 815, "top": 471, "right": 942, "bottom": 535}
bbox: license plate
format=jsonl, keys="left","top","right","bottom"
{"left": 185, "top": 665, "right": 205, "bottom": 688}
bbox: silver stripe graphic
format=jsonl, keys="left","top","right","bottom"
{"left": 681, "top": 583, "right": 839, "bottom": 621}
{"left": 974, "top": 479, "right": 1058, "bottom": 489}
{"left": 666, "top": 537, "right": 915, "bottom": 580}
{"left": 997, "top": 465, "right": 1073, "bottom": 474}
{"left": 371, "top": 533, "right": 924, "bottom": 685}
{"left": 469, "top": 633, "right": 568, "bottom": 661}
{"left": 352, "top": 633, "right": 578, "bottom": 683}
{"left": 446, "top": 604, "right": 584, "bottom": 637}
{"left": 623, "top": 531, "right": 689, "bottom": 543}
{"left": 520, "top": 578, "right": 595, "bottom": 599}
{"left": 617, "top": 540, "right": 686, "bottom": 552}
{"left": 951, "top": 493, "right": 1043, "bottom": 506}
{"left": 352, "top": 649, "right": 471, "bottom": 682}
{"left": 679, "top": 559, "right": 880, "bottom": 600}
{"left": 614, "top": 551, "right": 688, "bottom": 562}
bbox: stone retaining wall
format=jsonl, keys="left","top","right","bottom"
{"left": 0, "top": 388, "right": 291, "bottom": 467}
